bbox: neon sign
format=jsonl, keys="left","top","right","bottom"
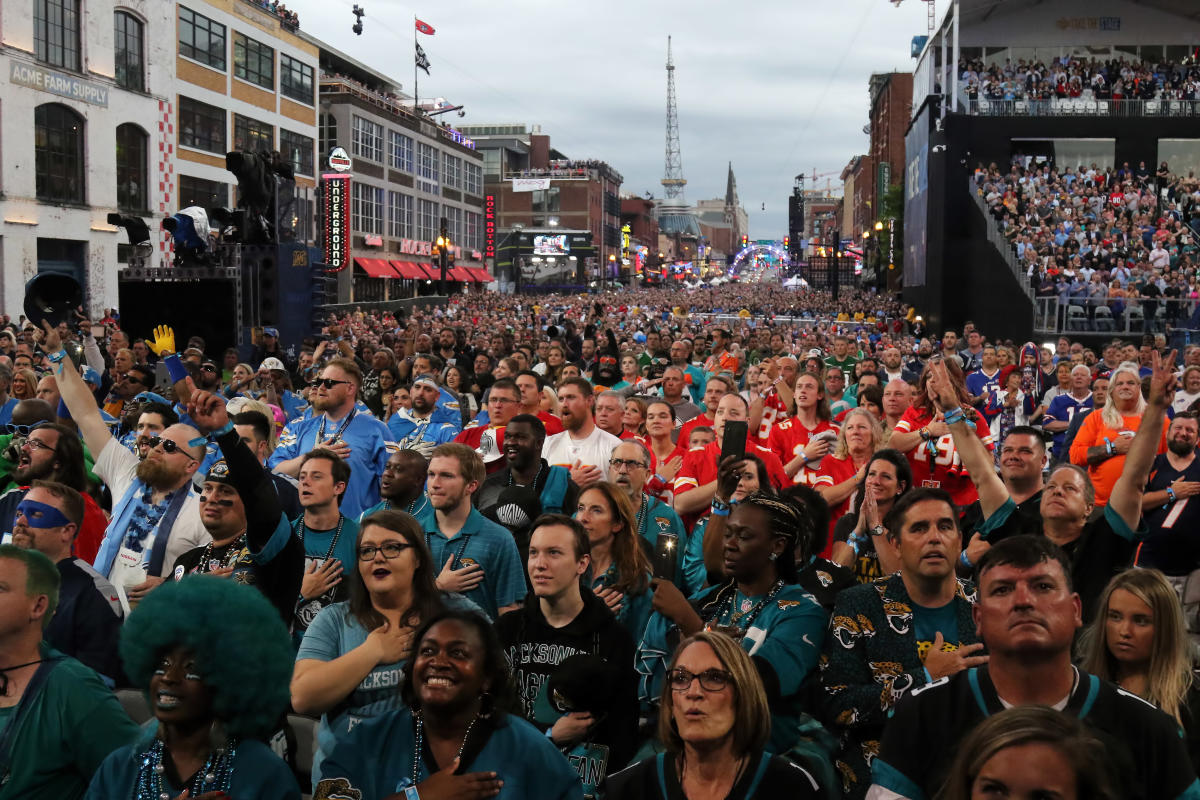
{"left": 323, "top": 173, "right": 351, "bottom": 272}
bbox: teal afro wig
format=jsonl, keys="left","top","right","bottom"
{"left": 120, "top": 576, "right": 293, "bottom": 740}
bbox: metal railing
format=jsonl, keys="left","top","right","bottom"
{"left": 968, "top": 181, "right": 1035, "bottom": 302}
{"left": 966, "top": 97, "right": 1200, "bottom": 117}
{"left": 1032, "top": 295, "right": 1200, "bottom": 335}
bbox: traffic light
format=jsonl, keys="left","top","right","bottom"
{"left": 783, "top": 236, "right": 789, "bottom": 249}
{"left": 741, "top": 235, "right": 748, "bottom": 248}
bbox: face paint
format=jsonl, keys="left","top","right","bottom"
{"left": 15, "top": 499, "right": 71, "bottom": 529}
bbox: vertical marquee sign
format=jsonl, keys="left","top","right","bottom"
{"left": 323, "top": 173, "right": 351, "bottom": 272}
{"left": 484, "top": 193, "right": 496, "bottom": 261}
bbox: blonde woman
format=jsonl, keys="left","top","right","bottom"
{"left": 1078, "top": 568, "right": 1200, "bottom": 770}
{"left": 814, "top": 407, "right": 883, "bottom": 526}
{"left": 1069, "top": 361, "right": 1168, "bottom": 507}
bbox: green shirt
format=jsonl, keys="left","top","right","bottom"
{"left": 0, "top": 649, "right": 141, "bottom": 800}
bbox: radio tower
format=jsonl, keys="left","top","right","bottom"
{"left": 661, "top": 36, "right": 686, "bottom": 200}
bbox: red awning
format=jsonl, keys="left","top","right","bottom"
{"left": 354, "top": 258, "right": 395, "bottom": 278}
{"left": 469, "top": 267, "right": 495, "bottom": 283}
{"left": 415, "top": 262, "right": 441, "bottom": 280}
{"left": 450, "top": 267, "right": 475, "bottom": 282}
{"left": 390, "top": 260, "right": 426, "bottom": 279}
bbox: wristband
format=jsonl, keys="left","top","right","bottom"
{"left": 46, "top": 349, "right": 68, "bottom": 364}
{"left": 943, "top": 406, "right": 965, "bottom": 426}
{"left": 710, "top": 499, "right": 731, "bottom": 517}
{"left": 919, "top": 427, "right": 932, "bottom": 441}
{"left": 163, "top": 352, "right": 189, "bottom": 384}
{"left": 404, "top": 787, "right": 421, "bottom": 800}
{"left": 653, "top": 474, "right": 666, "bottom": 484}
{"left": 771, "top": 375, "right": 784, "bottom": 387}
{"left": 1104, "top": 438, "right": 1114, "bottom": 456}
{"left": 1167, "top": 486, "right": 1177, "bottom": 504}
{"left": 848, "top": 537, "right": 861, "bottom": 556}
{"left": 960, "top": 550, "right": 973, "bottom": 569}
{"left": 210, "top": 420, "right": 235, "bottom": 438}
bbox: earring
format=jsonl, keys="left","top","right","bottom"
{"left": 768, "top": 553, "right": 778, "bottom": 561}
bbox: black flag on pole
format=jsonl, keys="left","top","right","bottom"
{"left": 415, "top": 43, "right": 431, "bottom": 75}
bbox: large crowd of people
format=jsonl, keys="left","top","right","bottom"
{"left": 977, "top": 158, "right": 1200, "bottom": 329}
{"left": 960, "top": 54, "right": 1200, "bottom": 105}
{"left": 5, "top": 285, "right": 1200, "bottom": 799}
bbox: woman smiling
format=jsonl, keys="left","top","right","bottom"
{"left": 314, "top": 609, "right": 582, "bottom": 800}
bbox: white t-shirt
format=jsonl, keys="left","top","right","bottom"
{"left": 541, "top": 425, "right": 623, "bottom": 472}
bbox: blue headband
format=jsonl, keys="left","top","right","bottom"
{"left": 16, "top": 499, "right": 72, "bottom": 529}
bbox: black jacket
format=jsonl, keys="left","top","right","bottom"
{"left": 496, "top": 587, "right": 639, "bottom": 778}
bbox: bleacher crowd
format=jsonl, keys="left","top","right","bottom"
{"left": 977, "top": 159, "right": 1200, "bottom": 330}
{"left": 960, "top": 54, "right": 1200, "bottom": 105}
{"left": 5, "top": 288, "right": 1200, "bottom": 799}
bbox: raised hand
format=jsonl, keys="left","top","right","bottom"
{"left": 150, "top": 325, "right": 176, "bottom": 357}
{"left": 39, "top": 320, "right": 61, "bottom": 354}
{"left": 186, "top": 391, "right": 229, "bottom": 436}
{"left": 926, "top": 359, "right": 961, "bottom": 412}
{"left": 1148, "top": 348, "right": 1178, "bottom": 409}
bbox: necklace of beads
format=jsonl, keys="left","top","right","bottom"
{"left": 411, "top": 710, "right": 479, "bottom": 787}
{"left": 294, "top": 514, "right": 346, "bottom": 563}
{"left": 135, "top": 737, "right": 238, "bottom": 800}
{"left": 635, "top": 495, "right": 649, "bottom": 537}
{"left": 506, "top": 463, "right": 547, "bottom": 495}
{"left": 196, "top": 532, "right": 247, "bottom": 574}
{"left": 723, "top": 580, "right": 785, "bottom": 629}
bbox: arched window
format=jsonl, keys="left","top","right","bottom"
{"left": 114, "top": 11, "right": 144, "bottom": 91}
{"left": 35, "top": 103, "right": 85, "bottom": 204}
{"left": 116, "top": 123, "right": 148, "bottom": 212}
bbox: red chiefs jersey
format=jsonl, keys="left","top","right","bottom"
{"left": 813, "top": 455, "right": 859, "bottom": 558}
{"left": 453, "top": 425, "right": 507, "bottom": 474}
{"left": 767, "top": 417, "right": 839, "bottom": 486}
{"left": 756, "top": 388, "right": 790, "bottom": 442}
{"left": 679, "top": 413, "right": 714, "bottom": 446}
{"left": 674, "top": 439, "right": 787, "bottom": 531}
{"left": 894, "top": 406, "right": 994, "bottom": 506}
{"left": 537, "top": 411, "right": 565, "bottom": 436}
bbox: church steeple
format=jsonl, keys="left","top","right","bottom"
{"left": 725, "top": 162, "right": 737, "bottom": 208}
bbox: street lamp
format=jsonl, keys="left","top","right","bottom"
{"left": 606, "top": 253, "right": 616, "bottom": 293}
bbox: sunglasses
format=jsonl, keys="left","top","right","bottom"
{"left": 6, "top": 422, "right": 48, "bottom": 436}
{"left": 146, "top": 436, "right": 191, "bottom": 456}
{"left": 200, "top": 365, "right": 217, "bottom": 373}
{"left": 121, "top": 373, "right": 145, "bottom": 385}
{"left": 312, "top": 378, "right": 352, "bottom": 389}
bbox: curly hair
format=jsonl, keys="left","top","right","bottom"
{"left": 119, "top": 577, "right": 293, "bottom": 739}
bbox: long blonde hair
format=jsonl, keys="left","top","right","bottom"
{"left": 1100, "top": 361, "right": 1146, "bottom": 429}
{"left": 832, "top": 407, "right": 882, "bottom": 460}
{"left": 1078, "top": 568, "right": 1193, "bottom": 724}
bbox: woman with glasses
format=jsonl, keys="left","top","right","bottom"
{"left": 291, "top": 509, "right": 479, "bottom": 788}
{"left": 604, "top": 631, "right": 823, "bottom": 799}
{"left": 637, "top": 493, "right": 827, "bottom": 762}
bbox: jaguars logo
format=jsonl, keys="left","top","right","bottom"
{"left": 883, "top": 600, "right": 913, "bottom": 635}
{"left": 458, "top": 557, "right": 479, "bottom": 568}
{"left": 313, "top": 777, "right": 362, "bottom": 800}
{"left": 957, "top": 580, "right": 978, "bottom": 603}
{"left": 831, "top": 615, "right": 864, "bottom": 649}
{"left": 835, "top": 759, "right": 857, "bottom": 793}
{"left": 855, "top": 614, "right": 876, "bottom": 638}
{"left": 869, "top": 661, "right": 915, "bottom": 711}
{"left": 861, "top": 739, "right": 880, "bottom": 766}
{"left": 835, "top": 708, "right": 860, "bottom": 726}
{"left": 655, "top": 517, "right": 674, "bottom": 532}
{"left": 815, "top": 570, "right": 833, "bottom": 587}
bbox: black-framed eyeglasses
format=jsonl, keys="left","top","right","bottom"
{"left": 609, "top": 458, "right": 648, "bottom": 471}
{"left": 22, "top": 437, "right": 56, "bottom": 453}
{"left": 668, "top": 667, "right": 734, "bottom": 693}
{"left": 357, "top": 542, "right": 414, "bottom": 561}
{"left": 146, "top": 436, "right": 190, "bottom": 456}
{"left": 313, "top": 378, "right": 352, "bottom": 389}
{"left": 122, "top": 373, "right": 145, "bottom": 385}
{"left": 200, "top": 364, "right": 218, "bottom": 373}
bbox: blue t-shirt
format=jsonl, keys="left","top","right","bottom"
{"left": 420, "top": 506, "right": 526, "bottom": 617}
{"left": 269, "top": 410, "right": 393, "bottom": 519}
{"left": 1044, "top": 392, "right": 1093, "bottom": 457}
{"left": 912, "top": 599, "right": 960, "bottom": 668}
{"left": 0, "top": 397, "right": 18, "bottom": 428}
{"left": 316, "top": 708, "right": 583, "bottom": 800}
{"left": 295, "top": 594, "right": 479, "bottom": 786}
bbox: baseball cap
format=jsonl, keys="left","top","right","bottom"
{"left": 263, "top": 327, "right": 279, "bottom": 338}
{"left": 260, "top": 357, "right": 286, "bottom": 372}
{"left": 81, "top": 366, "right": 102, "bottom": 385}
{"left": 203, "top": 459, "right": 233, "bottom": 486}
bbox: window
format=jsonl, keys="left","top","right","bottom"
{"left": 465, "top": 211, "right": 481, "bottom": 251}
{"left": 34, "top": 0, "right": 80, "bottom": 71}
{"left": 280, "top": 129, "right": 314, "bottom": 176}
{"left": 351, "top": 116, "right": 383, "bottom": 162}
{"left": 388, "top": 191, "right": 413, "bottom": 238}
{"left": 352, "top": 182, "right": 384, "bottom": 235}
{"left": 116, "top": 124, "right": 148, "bottom": 212}
{"left": 388, "top": 130, "right": 413, "bottom": 172}
{"left": 443, "top": 205, "right": 464, "bottom": 245}
{"left": 178, "top": 6, "right": 226, "bottom": 70}
{"left": 234, "top": 33, "right": 274, "bottom": 90}
{"left": 113, "top": 12, "right": 144, "bottom": 91}
{"left": 233, "top": 114, "right": 273, "bottom": 152}
{"left": 417, "top": 199, "right": 438, "bottom": 241}
{"left": 279, "top": 53, "right": 313, "bottom": 104}
{"left": 179, "top": 175, "right": 227, "bottom": 208}
{"left": 443, "top": 154, "right": 462, "bottom": 190}
{"left": 463, "top": 162, "right": 482, "bottom": 196}
{"left": 318, "top": 113, "right": 337, "bottom": 160}
{"left": 417, "top": 143, "right": 439, "bottom": 182}
{"left": 179, "top": 97, "right": 226, "bottom": 153}
{"left": 35, "top": 104, "right": 84, "bottom": 203}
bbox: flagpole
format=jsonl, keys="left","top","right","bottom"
{"left": 413, "top": 15, "right": 419, "bottom": 115}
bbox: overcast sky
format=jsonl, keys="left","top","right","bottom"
{"left": 291, "top": 0, "right": 938, "bottom": 238}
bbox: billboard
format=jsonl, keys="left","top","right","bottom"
{"left": 322, "top": 173, "right": 351, "bottom": 272}
{"left": 903, "top": 115, "right": 929, "bottom": 288}
{"left": 533, "top": 234, "right": 569, "bottom": 255}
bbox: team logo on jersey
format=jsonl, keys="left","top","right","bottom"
{"left": 869, "top": 660, "right": 914, "bottom": 711}
{"left": 278, "top": 429, "right": 298, "bottom": 448}
{"left": 883, "top": 600, "right": 913, "bottom": 635}
{"left": 459, "top": 557, "right": 478, "bottom": 568}
{"left": 831, "top": 614, "right": 875, "bottom": 649}
{"left": 860, "top": 739, "right": 880, "bottom": 767}
{"left": 777, "top": 599, "right": 805, "bottom": 610}
{"left": 655, "top": 517, "right": 673, "bottom": 532}
{"left": 313, "top": 777, "right": 362, "bottom": 800}
{"left": 816, "top": 570, "right": 833, "bottom": 587}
